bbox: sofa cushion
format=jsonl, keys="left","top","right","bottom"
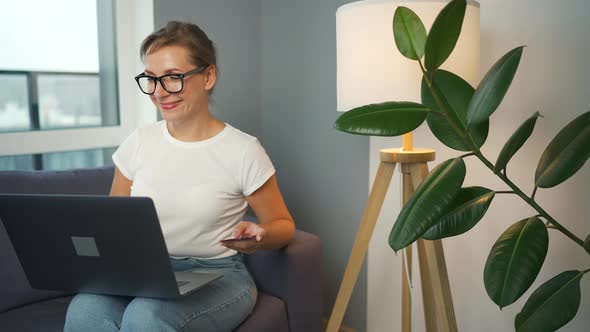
{"left": 244, "top": 231, "right": 323, "bottom": 332}
{"left": 0, "top": 296, "right": 72, "bottom": 332}
{"left": 0, "top": 166, "right": 114, "bottom": 195}
{"left": 0, "top": 167, "right": 114, "bottom": 312}
{"left": 236, "top": 293, "right": 288, "bottom": 332}
{"left": 0, "top": 293, "right": 286, "bottom": 332}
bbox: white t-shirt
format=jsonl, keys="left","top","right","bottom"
{"left": 112, "top": 121, "right": 275, "bottom": 259}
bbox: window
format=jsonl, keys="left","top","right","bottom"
{"left": 0, "top": 71, "right": 114, "bottom": 133}
{"left": 43, "top": 148, "right": 117, "bottom": 171}
{"left": 37, "top": 73, "right": 105, "bottom": 130}
{"left": 0, "top": 155, "right": 34, "bottom": 171}
{"left": 0, "top": 0, "right": 119, "bottom": 133}
{"left": 0, "top": 73, "right": 29, "bottom": 132}
{"left": 0, "top": 147, "right": 116, "bottom": 171}
{"left": 0, "top": 0, "right": 156, "bottom": 171}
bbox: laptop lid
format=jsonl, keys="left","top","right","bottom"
{"left": 0, "top": 194, "right": 216, "bottom": 299}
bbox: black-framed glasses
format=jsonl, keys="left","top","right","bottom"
{"left": 134, "top": 66, "right": 208, "bottom": 95}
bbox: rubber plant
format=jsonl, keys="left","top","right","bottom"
{"left": 334, "top": 0, "right": 590, "bottom": 330}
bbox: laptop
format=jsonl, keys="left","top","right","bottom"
{"left": 0, "top": 194, "right": 222, "bottom": 299}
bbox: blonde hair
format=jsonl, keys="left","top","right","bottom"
{"left": 140, "top": 21, "right": 218, "bottom": 78}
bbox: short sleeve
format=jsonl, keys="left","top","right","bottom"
{"left": 241, "top": 139, "right": 276, "bottom": 196}
{"left": 112, "top": 129, "right": 140, "bottom": 180}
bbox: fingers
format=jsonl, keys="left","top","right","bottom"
{"left": 224, "top": 221, "right": 267, "bottom": 254}
{"left": 252, "top": 226, "right": 266, "bottom": 243}
{"left": 232, "top": 221, "right": 266, "bottom": 238}
{"left": 232, "top": 221, "right": 250, "bottom": 238}
{"left": 219, "top": 237, "right": 259, "bottom": 254}
{"left": 220, "top": 221, "right": 266, "bottom": 254}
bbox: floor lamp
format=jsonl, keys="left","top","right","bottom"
{"left": 327, "top": 1, "right": 480, "bottom": 331}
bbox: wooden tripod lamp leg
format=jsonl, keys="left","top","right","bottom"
{"left": 409, "top": 163, "right": 458, "bottom": 332}
{"left": 416, "top": 239, "right": 439, "bottom": 331}
{"left": 326, "top": 161, "right": 397, "bottom": 332}
{"left": 422, "top": 240, "right": 458, "bottom": 332}
{"left": 408, "top": 162, "right": 437, "bottom": 331}
{"left": 401, "top": 164, "right": 414, "bottom": 332}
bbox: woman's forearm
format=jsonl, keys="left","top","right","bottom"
{"left": 259, "top": 218, "right": 295, "bottom": 250}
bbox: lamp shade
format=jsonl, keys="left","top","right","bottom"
{"left": 336, "top": 0, "right": 480, "bottom": 113}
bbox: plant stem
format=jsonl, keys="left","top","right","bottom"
{"left": 473, "top": 150, "right": 585, "bottom": 247}
{"left": 422, "top": 70, "right": 475, "bottom": 145}
{"left": 417, "top": 58, "right": 430, "bottom": 84}
{"left": 417, "top": 63, "right": 585, "bottom": 250}
{"left": 420, "top": 64, "right": 484, "bottom": 154}
{"left": 495, "top": 191, "right": 515, "bottom": 194}
{"left": 532, "top": 186, "right": 538, "bottom": 200}
{"left": 459, "top": 152, "right": 475, "bottom": 159}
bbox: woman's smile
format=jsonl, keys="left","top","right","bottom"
{"left": 159, "top": 101, "right": 180, "bottom": 111}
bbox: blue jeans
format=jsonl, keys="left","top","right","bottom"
{"left": 64, "top": 254, "right": 257, "bottom": 332}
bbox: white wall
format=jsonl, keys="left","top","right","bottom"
{"left": 368, "top": 0, "right": 590, "bottom": 331}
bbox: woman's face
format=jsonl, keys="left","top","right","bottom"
{"left": 143, "top": 44, "right": 216, "bottom": 122}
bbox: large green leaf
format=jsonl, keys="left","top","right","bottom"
{"left": 495, "top": 112, "right": 541, "bottom": 173}
{"left": 535, "top": 111, "right": 590, "bottom": 188}
{"left": 422, "top": 70, "right": 489, "bottom": 151}
{"left": 393, "top": 6, "right": 427, "bottom": 60}
{"left": 424, "top": 0, "right": 466, "bottom": 71}
{"left": 389, "top": 158, "right": 466, "bottom": 251}
{"left": 484, "top": 217, "right": 548, "bottom": 308}
{"left": 334, "top": 101, "right": 430, "bottom": 136}
{"left": 467, "top": 46, "right": 525, "bottom": 125}
{"left": 422, "top": 186, "right": 495, "bottom": 240}
{"left": 515, "top": 270, "right": 585, "bottom": 332}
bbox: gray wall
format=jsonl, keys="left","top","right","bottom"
{"left": 260, "top": 0, "right": 369, "bottom": 330}
{"left": 154, "top": 0, "right": 261, "bottom": 137}
{"left": 154, "top": 0, "right": 369, "bottom": 330}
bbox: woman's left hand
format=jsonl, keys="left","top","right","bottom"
{"left": 219, "top": 221, "right": 267, "bottom": 254}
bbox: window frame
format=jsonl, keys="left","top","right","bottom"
{"left": 0, "top": 0, "right": 156, "bottom": 157}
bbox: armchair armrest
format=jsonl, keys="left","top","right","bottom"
{"left": 244, "top": 230, "right": 322, "bottom": 332}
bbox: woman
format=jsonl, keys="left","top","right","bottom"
{"left": 64, "top": 21, "right": 295, "bottom": 332}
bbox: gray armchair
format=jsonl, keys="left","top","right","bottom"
{"left": 0, "top": 166, "right": 322, "bottom": 332}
